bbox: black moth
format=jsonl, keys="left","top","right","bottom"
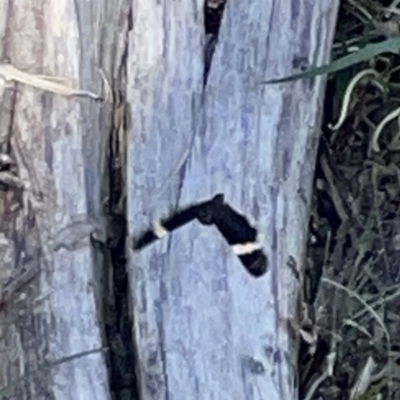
{"left": 132, "top": 194, "right": 268, "bottom": 277}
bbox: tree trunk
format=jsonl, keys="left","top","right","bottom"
{"left": 128, "top": 0, "right": 338, "bottom": 399}
{"left": 0, "top": 0, "right": 131, "bottom": 399}
{"left": 0, "top": 0, "right": 339, "bottom": 399}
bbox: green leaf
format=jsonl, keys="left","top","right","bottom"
{"left": 262, "top": 37, "right": 400, "bottom": 84}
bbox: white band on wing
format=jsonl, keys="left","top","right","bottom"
{"left": 153, "top": 221, "right": 168, "bottom": 238}
{"left": 232, "top": 242, "right": 262, "bottom": 255}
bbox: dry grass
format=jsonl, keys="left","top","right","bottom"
{"left": 0, "top": 63, "right": 104, "bottom": 100}
{"left": 302, "top": 1, "right": 400, "bottom": 399}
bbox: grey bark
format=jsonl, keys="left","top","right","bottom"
{"left": 128, "top": 0, "right": 338, "bottom": 399}
{"left": 0, "top": 0, "right": 130, "bottom": 399}
{"left": 0, "top": 0, "right": 339, "bottom": 399}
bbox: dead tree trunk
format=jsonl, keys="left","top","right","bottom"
{"left": 128, "top": 0, "right": 338, "bottom": 399}
{"left": 0, "top": 0, "right": 338, "bottom": 399}
{"left": 0, "top": 1, "right": 132, "bottom": 399}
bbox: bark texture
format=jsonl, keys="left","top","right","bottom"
{"left": 128, "top": 0, "right": 339, "bottom": 399}
{"left": 0, "top": 0, "right": 339, "bottom": 399}
{"left": 0, "top": 0, "right": 131, "bottom": 399}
